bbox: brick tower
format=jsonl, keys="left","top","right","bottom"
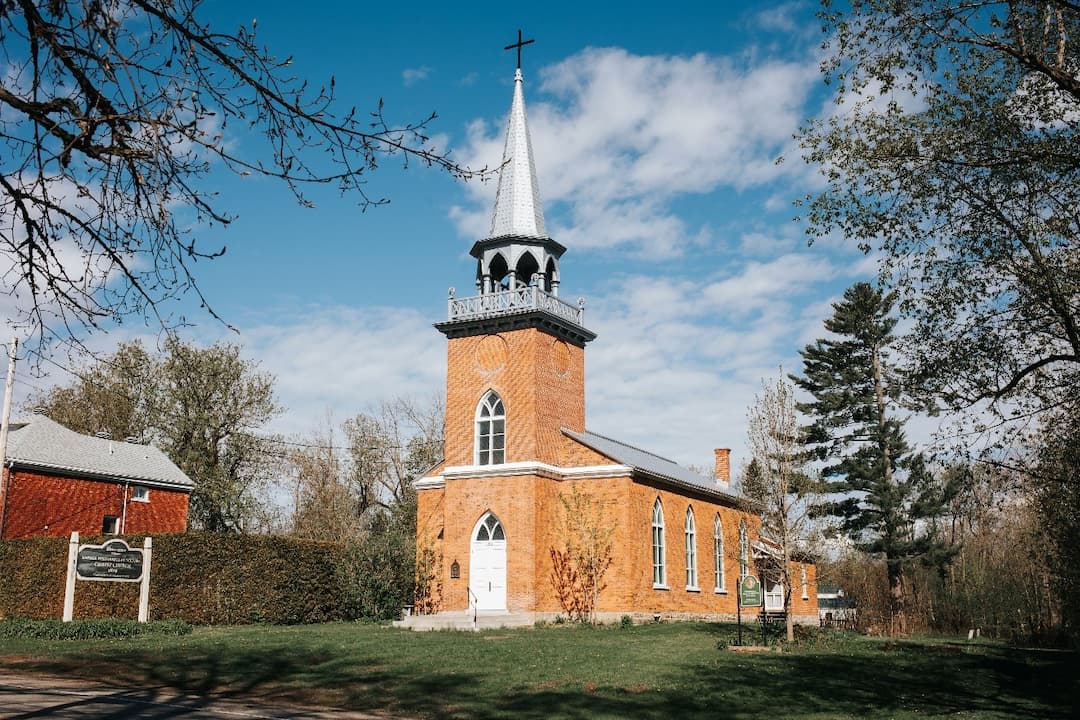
{"left": 435, "top": 66, "right": 596, "bottom": 470}
{"left": 415, "top": 60, "right": 597, "bottom": 618}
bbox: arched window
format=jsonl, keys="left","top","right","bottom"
{"left": 474, "top": 512, "right": 505, "bottom": 542}
{"left": 652, "top": 499, "right": 666, "bottom": 587}
{"left": 475, "top": 391, "right": 505, "bottom": 465}
{"left": 685, "top": 507, "right": 698, "bottom": 590}
{"left": 801, "top": 563, "right": 809, "bottom": 600}
{"left": 739, "top": 519, "right": 749, "bottom": 579}
{"left": 714, "top": 514, "right": 726, "bottom": 592}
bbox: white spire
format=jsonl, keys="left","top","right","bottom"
{"left": 489, "top": 69, "right": 547, "bottom": 239}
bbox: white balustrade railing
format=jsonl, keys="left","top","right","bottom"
{"left": 447, "top": 286, "right": 585, "bottom": 326}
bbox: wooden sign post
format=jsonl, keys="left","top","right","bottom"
{"left": 737, "top": 574, "right": 762, "bottom": 646}
{"left": 63, "top": 532, "right": 153, "bottom": 622}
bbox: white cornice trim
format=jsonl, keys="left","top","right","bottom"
{"left": 414, "top": 475, "right": 446, "bottom": 490}
{"left": 417, "top": 461, "right": 633, "bottom": 486}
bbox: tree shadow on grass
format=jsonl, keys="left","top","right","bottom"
{"left": 4, "top": 633, "right": 1077, "bottom": 720}
{"left": 475, "top": 642, "right": 1079, "bottom": 720}
{"left": 5, "top": 645, "right": 485, "bottom": 718}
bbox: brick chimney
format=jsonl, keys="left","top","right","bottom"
{"left": 714, "top": 448, "right": 731, "bottom": 490}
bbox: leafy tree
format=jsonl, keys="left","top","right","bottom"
{"left": 338, "top": 493, "right": 418, "bottom": 622}
{"left": 289, "top": 397, "right": 441, "bottom": 619}
{"left": 24, "top": 341, "right": 157, "bottom": 442}
{"left": 793, "top": 282, "right": 948, "bottom": 635}
{"left": 290, "top": 397, "right": 443, "bottom": 541}
{"left": 159, "top": 340, "right": 278, "bottom": 531}
{"left": 289, "top": 418, "right": 362, "bottom": 543}
{"left": 549, "top": 483, "right": 615, "bottom": 623}
{"left": 1034, "top": 406, "right": 1080, "bottom": 644}
{"left": 798, "top": 1, "right": 1080, "bottom": 437}
{"left": 743, "top": 371, "right": 820, "bottom": 642}
{"left": 26, "top": 339, "right": 280, "bottom": 531}
{"left": 1, "top": 1, "right": 484, "bottom": 354}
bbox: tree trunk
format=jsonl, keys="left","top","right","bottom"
{"left": 888, "top": 562, "right": 907, "bottom": 637}
{"left": 786, "top": 588, "right": 795, "bottom": 642}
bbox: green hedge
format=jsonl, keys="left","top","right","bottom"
{"left": 0, "top": 532, "right": 353, "bottom": 625}
{"left": 0, "top": 618, "right": 192, "bottom": 639}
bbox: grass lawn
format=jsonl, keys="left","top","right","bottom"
{"left": 0, "top": 622, "right": 1076, "bottom": 719}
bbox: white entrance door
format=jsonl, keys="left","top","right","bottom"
{"left": 470, "top": 512, "right": 507, "bottom": 610}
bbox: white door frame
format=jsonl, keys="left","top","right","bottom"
{"left": 470, "top": 512, "right": 507, "bottom": 611}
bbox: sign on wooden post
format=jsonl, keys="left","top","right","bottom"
{"left": 63, "top": 532, "right": 153, "bottom": 622}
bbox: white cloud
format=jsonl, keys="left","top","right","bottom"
{"left": 452, "top": 47, "right": 821, "bottom": 256}
{"left": 752, "top": 2, "right": 812, "bottom": 33}
{"left": 402, "top": 66, "right": 432, "bottom": 87}
{"left": 241, "top": 306, "right": 445, "bottom": 436}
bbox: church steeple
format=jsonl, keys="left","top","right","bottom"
{"left": 489, "top": 68, "right": 547, "bottom": 240}
{"left": 436, "top": 55, "right": 595, "bottom": 347}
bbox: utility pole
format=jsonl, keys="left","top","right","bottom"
{"left": 0, "top": 337, "right": 18, "bottom": 537}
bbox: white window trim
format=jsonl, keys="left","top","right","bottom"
{"left": 131, "top": 486, "right": 150, "bottom": 503}
{"left": 652, "top": 499, "right": 666, "bottom": 588}
{"left": 474, "top": 391, "right": 506, "bottom": 466}
{"left": 685, "top": 507, "right": 697, "bottom": 591}
{"left": 738, "top": 520, "right": 749, "bottom": 579}
{"left": 801, "top": 563, "right": 809, "bottom": 600}
{"left": 713, "top": 514, "right": 726, "bottom": 593}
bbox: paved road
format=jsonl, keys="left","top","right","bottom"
{"left": 0, "top": 673, "right": 397, "bottom": 720}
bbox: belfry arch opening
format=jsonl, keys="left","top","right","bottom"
{"left": 516, "top": 252, "right": 540, "bottom": 288}
{"left": 489, "top": 253, "right": 510, "bottom": 291}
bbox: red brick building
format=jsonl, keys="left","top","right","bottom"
{"left": 405, "top": 64, "right": 817, "bottom": 628}
{"left": 0, "top": 414, "right": 192, "bottom": 539}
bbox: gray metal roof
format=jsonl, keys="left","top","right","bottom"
{"left": 5, "top": 415, "right": 194, "bottom": 490}
{"left": 562, "top": 428, "right": 744, "bottom": 505}
{"left": 489, "top": 69, "right": 547, "bottom": 239}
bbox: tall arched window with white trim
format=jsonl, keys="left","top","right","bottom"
{"left": 713, "top": 514, "right": 726, "bottom": 592}
{"left": 685, "top": 507, "right": 698, "bottom": 589}
{"left": 652, "top": 499, "right": 666, "bottom": 587}
{"left": 739, "top": 519, "right": 749, "bottom": 579}
{"left": 475, "top": 391, "right": 505, "bottom": 465}
{"left": 801, "top": 563, "right": 809, "bottom": 600}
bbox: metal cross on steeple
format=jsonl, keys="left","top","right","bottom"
{"left": 504, "top": 29, "right": 535, "bottom": 71}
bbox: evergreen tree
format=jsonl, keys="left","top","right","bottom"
{"left": 793, "top": 282, "right": 945, "bottom": 635}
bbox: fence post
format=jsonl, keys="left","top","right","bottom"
{"left": 62, "top": 531, "right": 78, "bottom": 622}
{"left": 138, "top": 536, "right": 153, "bottom": 623}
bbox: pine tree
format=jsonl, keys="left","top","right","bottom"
{"left": 793, "top": 282, "right": 945, "bottom": 636}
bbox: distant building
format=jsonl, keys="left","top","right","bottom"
{"left": 817, "top": 584, "right": 857, "bottom": 626}
{"left": 402, "top": 57, "right": 818, "bottom": 629}
{"left": 0, "top": 414, "right": 192, "bottom": 538}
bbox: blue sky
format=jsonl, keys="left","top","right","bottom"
{"left": 14, "top": 1, "right": 890, "bottom": 474}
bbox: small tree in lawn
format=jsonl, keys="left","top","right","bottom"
{"left": 549, "top": 483, "right": 614, "bottom": 623}
{"left": 743, "top": 371, "right": 819, "bottom": 642}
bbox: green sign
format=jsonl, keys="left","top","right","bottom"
{"left": 76, "top": 539, "right": 144, "bottom": 582}
{"left": 739, "top": 575, "right": 762, "bottom": 607}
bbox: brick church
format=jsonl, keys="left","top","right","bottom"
{"left": 408, "top": 54, "right": 817, "bottom": 628}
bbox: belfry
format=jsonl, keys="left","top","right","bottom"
{"left": 404, "top": 38, "right": 818, "bottom": 629}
